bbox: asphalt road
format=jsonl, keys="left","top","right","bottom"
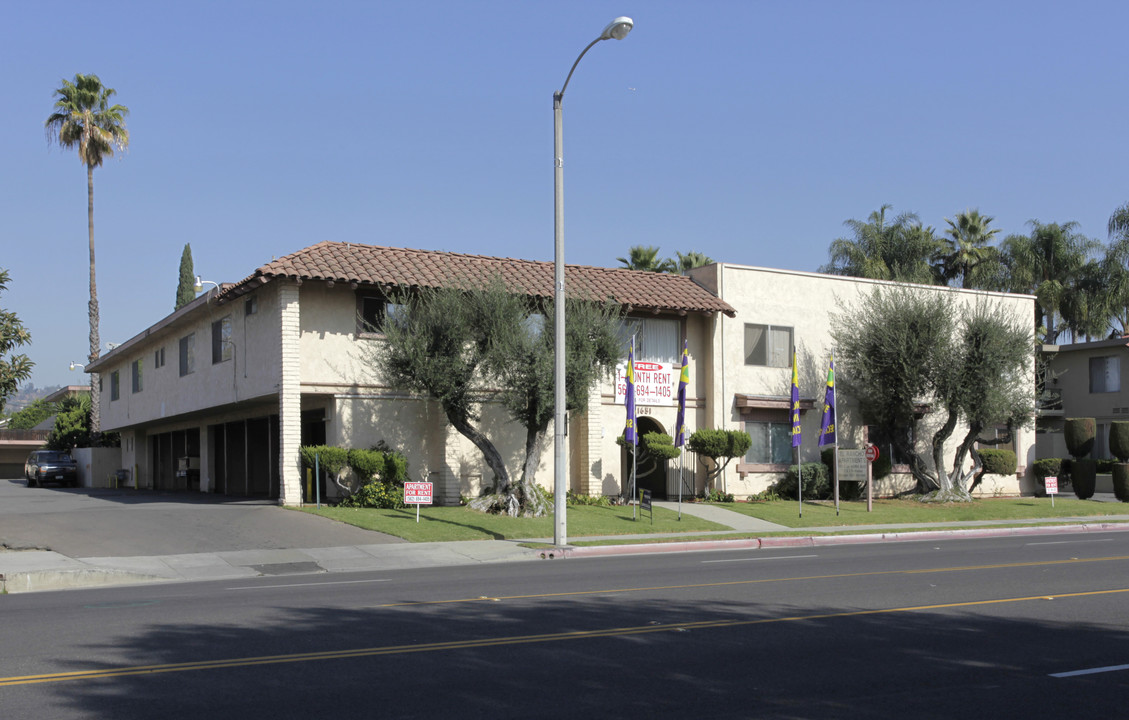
{"left": 0, "top": 477, "right": 402, "bottom": 556}
{"left": 2, "top": 530, "right": 1127, "bottom": 719}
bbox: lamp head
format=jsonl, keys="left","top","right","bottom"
{"left": 601, "top": 16, "right": 633, "bottom": 41}
{"left": 193, "top": 275, "right": 204, "bottom": 293}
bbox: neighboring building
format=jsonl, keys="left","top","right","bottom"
{"left": 85, "top": 242, "right": 1037, "bottom": 504}
{"left": 688, "top": 263, "right": 1037, "bottom": 497}
{"left": 1039, "top": 337, "right": 1129, "bottom": 461}
{"left": 0, "top": 386, "right": 88, "bottom": 477}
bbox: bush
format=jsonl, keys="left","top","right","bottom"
{"left": 705, "top": 488, "right": 734, "bottom": 503}
{"left": 1071, "top": 458, "right": 1096, "bottom": 499}
{"left": 1111, "top": 422, "right": 1129, "bottom": 462}
{"left": 978, "top": 449, "right": 1017, "bottom": 476}
{"left": 348, "top": 448, "right": 385, "bottom": 483}
{"left": 567, "top": 491, "right": 611, "bottom": 507}
{"left": 774, "top": 462, "right": 831, "bottom": 500}
{"left": 871, "top": 451, "right": 891, "bottom": 480}
{"left": 1064, "top": 418, "right": 1096, "bottom": 459}
{"left": 1113, "top": 464, "right": 1129, "bottom": 502}
{"left": 1096, "top": 458, "right": 1117, "bottom": 474}
{"left": 1031, "top": 458, "right": 1063, "bottom": 482}
{"left": 299, "top": 445, "right": 349, "bottom": 477}
{"left": 338, "top": 481, "right": 405, "bottom": 509}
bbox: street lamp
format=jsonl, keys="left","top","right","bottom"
{"left": 553, "top": 16, "right": 633, "bottom": 547}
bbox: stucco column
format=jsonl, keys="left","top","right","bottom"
{"left": 278, "top": 281, "right": 303, "bottom": 505}
{"left": 578, "top": 381, "right": 603, "bottom": 495}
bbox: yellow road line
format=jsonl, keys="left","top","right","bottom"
{"left": 3, "top": 587, "right": 1127, "bottom": 688}
{"left": 378, "top": 554, "right": 1129, "bottom": 607}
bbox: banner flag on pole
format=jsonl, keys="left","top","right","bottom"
{"left": 818, "top": 356, "right": 836, "bottom": 447}
{"left": 674, "top": 340, "right": 689, "bottom": 447}
{"left": 791, "top": 352, "right": 802, "bottom": 448}
{"left": 624, "top": 336, "right": 638, "bottom": 446}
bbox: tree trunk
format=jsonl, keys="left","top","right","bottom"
{"left": 87, "top": 165, "right": 100, "bottom": 435}
{"left": 446, "top": 410, "right": 510, "bottom": 491}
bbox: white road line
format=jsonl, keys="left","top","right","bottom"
{"left": 1026, "top": 539, "right": 1114, "bottom": 546}
{"left": 1051, "top": 663, "right": 1129, "bottom": 678}
{"left": 228, "top": 578, "right": 393, "bottom": 591}
{"left": 702, "top": 554, "right": 818, "bottom": 564}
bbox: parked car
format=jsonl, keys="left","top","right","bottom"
{"left": 24, "top": 450, "right": 79, "bottom": 488}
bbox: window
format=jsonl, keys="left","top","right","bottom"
{"left": 179, "top": 333, "right": 195, "bottom": 376}
{"left": 245, "top": 296, "right": 257, "bottom": 316}
{"left": 110, "top": 370, "right": 120, "bottom": 401}
{"left": 744, "top": 324, "right": 793, "bottom": 367}
{"left": 745, "top": 421, "right": 792, "bottom": 464}
{"left": 1090, "top": 356, "right": 1120, "bottom": 393}
{"left": 212, "top": 316, "right": 233, "bottom": 364}
{"left": 357, "top": 294, "right": 404, "bottom": 335}
{"left": 622, "top": 317, "right": 680, "bottom": 364}
{"left": 131, "top": 359, "right": 143, "bottom": 393}
{"left": 154, "top": 347, "right": 165, "bottom": 369}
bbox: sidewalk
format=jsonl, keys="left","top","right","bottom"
{"left": 3, "top": 499, "right": 1129, "bottom": 594}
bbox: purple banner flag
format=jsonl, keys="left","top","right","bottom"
{"left": 818, "top": 356, "right": 836, "bottom": 447}
{"left": 624, "top": 337, "right": 637, "bottom": 445}
{"left": 674, "top": 340, "right": 689, "bottom": 447}
{"left": 791, "top": 352, "right": 802, "bottom": 448}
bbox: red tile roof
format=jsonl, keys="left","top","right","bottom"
{"left": 221, "top": 241, "right": 735, "bottom": 317}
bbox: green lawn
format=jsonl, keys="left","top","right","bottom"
{"left": 296, "top": 504, "right": 727, "bottom": 543}
{"left": 715, "top": 497, "right": 1129, "bottom": 528}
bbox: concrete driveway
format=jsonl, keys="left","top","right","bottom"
{"left": 0, "top": 477, "right": 403, "bottom": 558}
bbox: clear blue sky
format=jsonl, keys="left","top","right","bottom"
{"left": 4, "top": 0, "right": 1128, "bottom": 390}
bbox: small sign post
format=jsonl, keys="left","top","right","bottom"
{"left": 865, "top": 444, "right": 879, "bottom": 513}
{"left": 1045, "top": 476, "right": 1058, "bottom": 508}
{"left": 404, "top": 481, "right": 434, "bottom": 523}
{"left": 640, "top": 489, "right": 653, "bottom": 525}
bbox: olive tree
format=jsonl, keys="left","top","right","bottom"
{"left": 832, "top": 286, "right": 1033, "bottom": 501}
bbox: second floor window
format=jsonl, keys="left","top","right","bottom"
{"left": 131, "top": 359, "right": 143, "bottom": 393}
{"left": 1090, "top": 356, "right": 1120, "bottom": 393}
{"left": 744, "top": 324, "right": 792, "bottom": 367}
{"left": 622, "top": 317, "right": 680, "bottom": 364}
{"left": 212, "top": 316, "right": 233, "bottom": 364}
{"left": 110, "top": 370, "right": 120, "bottom": 401}
{"left": 179, "top": 333, "right": 195, "bottom": 377}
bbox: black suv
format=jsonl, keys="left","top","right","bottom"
{"left": 24, "top": 450, "right": 79, "bottom": 488}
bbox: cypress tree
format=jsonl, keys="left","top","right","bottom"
{"left": 175, "top": 244, "right": 195, "bottom": 310}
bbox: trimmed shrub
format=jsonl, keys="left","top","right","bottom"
{"left": 299, "top": 445, "right": 349, "bottom": 477}
{"left": 1111, "top": 422, "right": 1129, "bottom": 462}
{"left": 774, "top": 462, "right": 831, "bottom": 500}
{"left": 1071, "top": 458, "right": 1096, "bottom": 499}
{"left": 339, "top": 481, "right": 405, "bottom": 509}
{"left": 978, "top": 449, "right": 1017, "bottom": 476}
{"left": 1096, "top": 458, "right": 1117, "bottom": 474}
{"left": 1064, "top": 418, "right": 1096, "bottom": 459}
{"left": 1112, "top": 464, "right": 1129, "bottom": 502}
{"left": 348, "top": 448, "right": 384, "bottom": 483}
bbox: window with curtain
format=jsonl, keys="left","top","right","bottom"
{"left": 745, "top": 421, "right": 792, "bottom": 464}
{"left": 744, "top": 324, "right": 793, "bottom": 367}
{"left": 1090, "top": 356, "right": 1121, "bottom": 393}
{"left": 622, "top": 317, "right": 680, "bottom": 364}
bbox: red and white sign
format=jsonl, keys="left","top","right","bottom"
{"left": 1045, "top": 476, "right": 1059, "bottom": 495}
{"left": 404, "top": 482, "right": 433, "bottom": 505}
{"left": 615, "top": 361, "right": 675, "bottom": 407}
{"left": 865, "top": 444, "right": 880, "bottom": 463}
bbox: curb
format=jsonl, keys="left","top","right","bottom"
{"left": 557, "top": 522, "right": 1129, "bottom": 558}
{"left": 1, "top": 568, "right": 173, "bottom": 594}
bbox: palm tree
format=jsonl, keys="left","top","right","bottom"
{"left": 1000, "top": 220, "right": 1098, "bottom": 343}
{"left": 821, "top": 204, "right": 938, "bottom": 283}
{"left": 674, "top": 251, "right": 714, "bottom": 274}
{"left": 45, "top": 74, "right": 129, "bottom": 434}
{"left": 937, "top": 209, "right": 1001, "bottom": 289}
{"left": 1104, "top": 202, "right": 1129, "bottom": 335}
{"left": 616, "top": 245, "right": 675, "bottom": 273}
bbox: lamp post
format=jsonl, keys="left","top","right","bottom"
{"left": 553, "top": 16, "right": 633, "bottom": 547}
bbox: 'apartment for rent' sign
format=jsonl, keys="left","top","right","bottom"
{"left": 615, "top": 361, "right": 675, "bottom": 407}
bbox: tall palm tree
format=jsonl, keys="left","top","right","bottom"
{"left": 674, "top": 251, "right": 714, "bottom": 274}
{"left": 821, "top": 204, "right": 939, "bottom": 284}
{"left": 45, "top": 74, "right": 129, "bottom": 434}
{"left": 1000, "top": 220, "right": 1097, "bottom": 343}
{"left": 937, "top": 209, "right": 1001, "bottom": 289}
{"left": 1104, "top": 202, "right": 1129, "bottom": 335}
{"left": 616, "top": 245, "right": 675, "bottom": 273}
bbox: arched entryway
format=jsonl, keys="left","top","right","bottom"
{"left": 623, "top": 416, "right": 670, "bottom": 500}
